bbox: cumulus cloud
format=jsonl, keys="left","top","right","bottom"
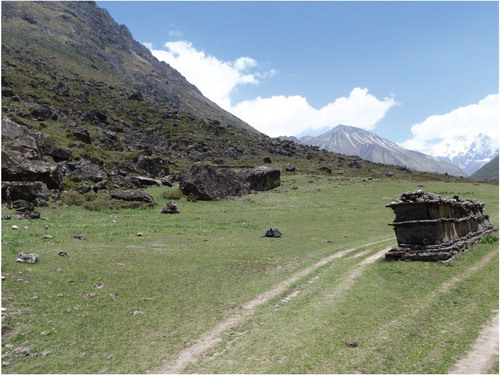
{"left": 232, "top": 88, "right": 397, "bottom": 137}
{"left": 401, "top": 94, "right": 499, "bottom": 153}
{"left": 146, "top": 40, "right": 265, "bottom": 110}
{"left": 145, "top": 40, "right": 397, "bottom": 137}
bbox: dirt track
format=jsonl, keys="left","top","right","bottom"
{"left": 449, "top": 312, "right": 499, "bottom": 374}
{"left": 148, "top": 239, "right": 498, "bottom": 374}
{"left": 148, "top": 238, "right": 393, "bottom": 373}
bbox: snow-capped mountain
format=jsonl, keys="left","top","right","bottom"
{"left": 298, "top": 125, "right": 466, "bottom": 176}
{"left": 429, "top": 134, "right": 498, "bottom": 175}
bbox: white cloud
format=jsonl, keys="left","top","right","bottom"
{"left": 401, "top": 94, "right": 500, "bottom": 153}
{"left": 232, "top": 88, "right": 397, "bottom": 137}
{"left": 146, "top": 40, "right": 264, "bottom": 110}
{"left": 145, "top": 40, "right": 397, "bottom": 137}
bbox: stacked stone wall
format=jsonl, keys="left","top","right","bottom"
{"left": 385, "top": 190, "right": 496, "bottom": 262}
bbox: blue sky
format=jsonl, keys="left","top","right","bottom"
{"left": 97, "top": 1, "right": 498, "bottom": 153}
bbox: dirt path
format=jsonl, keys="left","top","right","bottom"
{"left": 449, "top": 312, "right": 499, "bottom": 374}
{"left": 147, "top": 238, "right": 393, "bottom": 374}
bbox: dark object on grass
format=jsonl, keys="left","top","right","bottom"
{"left": 345, "top": 340, "right": 359, "bottom": 347}
{"left": 161, "top": 200, "right": 180, "bottom": 214}
{"left": 264, "top": 228, "right": 282, "bottom": 238}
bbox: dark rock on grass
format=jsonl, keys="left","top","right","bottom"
{"left": 179, "top": 162, "right": 249, "bottom": 201}
{"left": 161, "top": 200, "right": 180, "bottom": 214}
{"left": 12, "top": 211, "right": 41, "bottom": 220}
{"left": 11, "top": 199, "right": 34, "bottom": 212}
{"left": 239, "top": 166, "right": 280, "bottom": 191}
{"left": 345, "top": 340, "right": 359, "bottom": 347}
{"left": 110, "top": 189, "right": 156, "bottom": 206}
{"left": 2, "top": 181, "right": 50, "bottom": 204}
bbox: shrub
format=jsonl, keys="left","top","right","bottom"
{"left": 60, "top": 190, "right": 150, "bottom": 211}
{"left": 185, "top": 193, "right": 198, "bottom": 202}
{"left": 60, "top": 190, "right": 86, "bottom": 206}
{"left": 480, "top": 234, "right": 498, "bottom": 244}
{"left": 162, "top": 189, "right": 182, "bottom": 200}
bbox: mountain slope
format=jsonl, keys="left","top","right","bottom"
{"left": 470, "top": 155, "right": 499, "bottom": 183}
{"left": 1, "top": 1, "right": 255, "bottom": 133}
{"left": 299, "top": 125, "right": 466, "bottom": 176}
{"left": 430, "top": 134, "right": 499, "bottom": 175}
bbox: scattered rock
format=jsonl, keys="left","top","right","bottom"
{"left": 41, "top": 350, "right": 53, "bottom": 358}
{"left": 72, "top": 234, "right": 86, "bottom": 241}
{"left": 58, "top": 251, "right": 68, "bottom": 257}
{"left": 161, "top": 200, "right": 180, "bottom": 214}
{"left": 136, "top": 232, "right": 144, "bottom": 237}
{"left": 108, "top": 292, "right": 118, "bottom": 299}
{"left": 12, "top": 346, "right": 32, "bottom": 357}
{"left": 345, "top": 340, "right": 359, "bottom": 347}
{"left": 127, "top": 175, "right": 162, "bottom": 188}
{"left": 16, "top": 252, "right": 39, "bottom": 264}
{"left": 131, "top": 310, "right": 143, "bottom": 316}
{"left": 11, "top": 225, "right": 19, "bottom": 230}
{"left": 110, "top": 190, "right": 156, "bottom": 206}
{"left": 83, "top": 293, "right": 98, "bottom": 298}
{"left": 93, "top": 283, "right": 106, "bottom": 290}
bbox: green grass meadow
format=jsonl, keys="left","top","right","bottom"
{"left": 1, "top": 175, "right": 498, "bottom": 373}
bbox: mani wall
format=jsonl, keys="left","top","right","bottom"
{"left": 385, "top": 190, "right": 496, "bottom": 262}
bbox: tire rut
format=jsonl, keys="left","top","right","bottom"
{"left": 147, "top": 238, "right": 393, "bottom": 374}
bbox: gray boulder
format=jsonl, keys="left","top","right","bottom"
{"left": 70, "top": 159, "right": 107, "bottom": 182}
{"left": 136, "top": 155, "right": 170, "bottom": 177}
{"left": 239, "top": 166, "right": 281, "bottom": 191}
{"left": 179, "top": 162, "right": 250, "bottom": 201}
{"left": 2, "top": 151, "right": 62, "bottom": 190}
{"left": 110, "top": 190, "right": 156, "bottom": 206}
{"left": 2, "top": 181, "right": 50, "bottom": 203}
{"left": 16, "top": 253, "right": 39, "bottom": 264}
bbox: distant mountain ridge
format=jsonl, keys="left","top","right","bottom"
{"left": 429, "top": 134, "right": 499, "bottom": 175}
{"left": 297, "top": 125, "right": 466, "bottom": 176}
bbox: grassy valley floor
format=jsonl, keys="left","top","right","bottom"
{"left": 1, "top": 175, "right": 498, "bottom": 373}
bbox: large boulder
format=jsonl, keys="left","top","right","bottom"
{"left": 2, "top": 181, "right": 50, "bottom": 202}
{"left": 70, "top": 159, "right": 107, "bottom": 182}
{"left": 179, "top": 162, "right": 250, "bottom": 201}
{"left": 135, "top": 155, "right": 171, "bottom": 177}
{"left": 2, "top": 151, "right": 62, "bottom": 190}
{"left": 1, "top": 117, "right": 46, "bottom": 158}
{"left": 239, "top": 166, "right": 281, "bottom": 191}
{"left": 110, "top": 190, "right": 156, "bottom": 206}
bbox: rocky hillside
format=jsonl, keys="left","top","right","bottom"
{"left": 1, "top": 1, "right": 463, "bottom": 207}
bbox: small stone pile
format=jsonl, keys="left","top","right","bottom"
{"left": 385, "top": 190, "right": 496, "bottom": 262}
